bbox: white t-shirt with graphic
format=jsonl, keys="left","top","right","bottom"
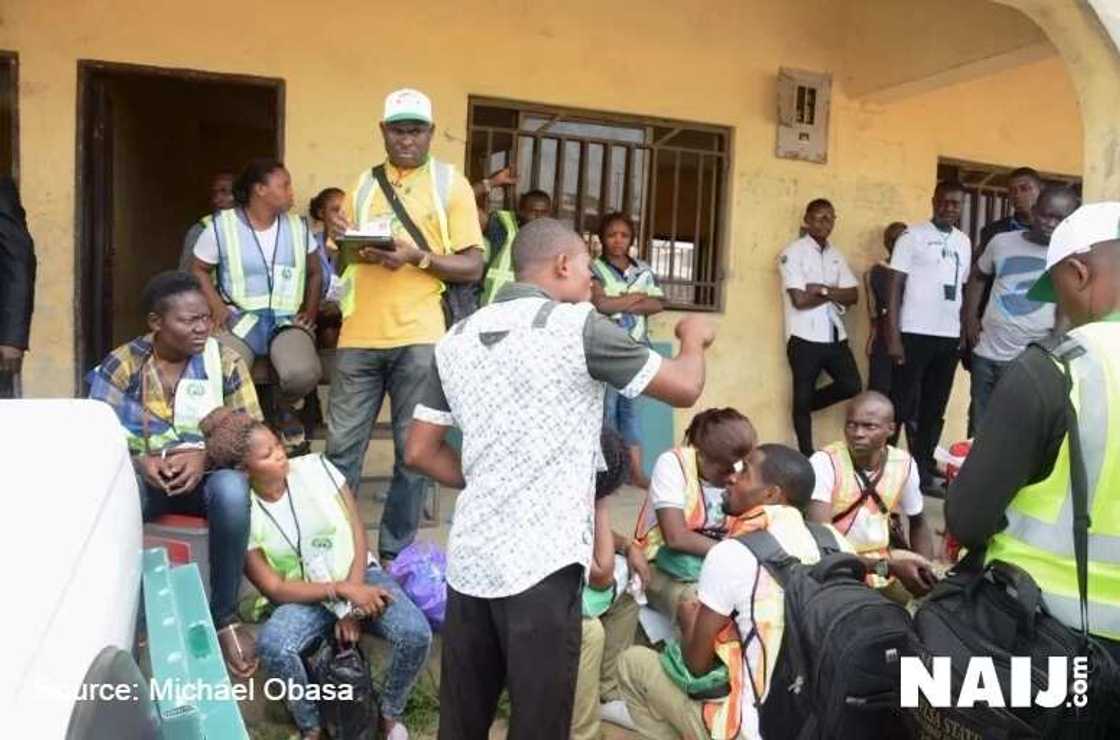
{"left": 889, "top": 221, "right": 972, "bottom": 338}
{"left": 974, "top": 231, "right": 1057, "bottom": 363}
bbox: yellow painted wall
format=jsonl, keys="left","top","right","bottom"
{"left": 3, "top": 0, "right": 1088, "bottom": 456}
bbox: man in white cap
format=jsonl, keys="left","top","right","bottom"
{"left": 325, "top": 88, "right": 484, "bottom": 567}
{"left": 948, "top": 201, "right": 1120, "bottom": 666}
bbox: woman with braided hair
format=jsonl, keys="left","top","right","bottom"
{"left": 199, "top": 408, "right": 431, "bottom": 740}
{"left": 632, "top": 408, "right": 757, "bottom": 624}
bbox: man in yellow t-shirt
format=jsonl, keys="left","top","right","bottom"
{"left": 325, "top": 88, "right": 483, "bottom": 563}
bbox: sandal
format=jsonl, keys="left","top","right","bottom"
{"left": 217, "top": 622, "right": 259, "bottom": 679}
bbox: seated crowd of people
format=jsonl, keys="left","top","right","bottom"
{"left": 83, "top": 86, "right": 1120, "bottom": 740}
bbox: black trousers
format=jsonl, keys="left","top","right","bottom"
{"left": 889, "top": 333, "right": 959, "bottom": 486}
{"left": 867, "top": 338, "right": 894, "bottom": 397}
{"left": 787, "top": 336, "right": 862, "bottom": 456}
{"left": 438, "top": 564, "right": 583, "bottom": 740}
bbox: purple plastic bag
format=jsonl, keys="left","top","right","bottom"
{"left": 386, "top": 542, "right": 447, "bottom": 631}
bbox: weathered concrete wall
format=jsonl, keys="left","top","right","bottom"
{"left": 2, "top": 0, "right": 1092, "bottom": 454}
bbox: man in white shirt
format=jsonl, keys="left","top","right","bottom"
{"left": 404, "top": 218, "right": 716, "bottom": 740}
{"left": 806, "top": 392, "right": 936, "bottom": 597}
{"left": 963, "top": 186, "right": 1078, "bottom": 427}
{"left": 779, "top": 198, "right": 861, "bottom": 455}
{"left": 885, "top": 181, "right": 972, "bottom": 491}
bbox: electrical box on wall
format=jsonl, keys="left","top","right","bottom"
{"left": 776, "top": 67, "right": 831, "bottom": 164}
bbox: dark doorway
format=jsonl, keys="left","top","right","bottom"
{"left": 75, "top": 61, "right": 284, "bottom": 386}
{"left": 0, "top": 51, "right": 17, "bottom": 181}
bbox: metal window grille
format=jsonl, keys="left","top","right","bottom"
{"left": 937, "top": 159, "right": 1081, "bottom": 248}
{"left": 466, "top": 97, "right": 730, "bottom": 311}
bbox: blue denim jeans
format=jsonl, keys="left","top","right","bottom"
{"left": 603, "top": 387, "right": 641, "bottom": 446}
{"left": 326, "top": 345, "right": 435, "bottom": 560}
{"left": 969, "top": 354, "right": 1010, "bottom": 432}
{"left": 139, "top": 469, "right": 251, "bottom": 627}
{"left": 256, "top": 565, "right": 432, "bottom": 730}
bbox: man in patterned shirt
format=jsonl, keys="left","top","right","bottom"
{"left": 87, "top": 270, "right": 262, "bottom": 678}
{"left": 406, "top": 218, "right": 715, "bottom": 740}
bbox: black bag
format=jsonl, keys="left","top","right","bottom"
{"left": 300, "top": 635, "right": 380, "bottom": 740}
{"left": 737, "top": 522, "right": 918, "bottom": 740}
{"left": 909, "top": 348, "right": 1120, "bottom": 740}
{"left": 371, "top": 165, "right": 479, "bottom": 328}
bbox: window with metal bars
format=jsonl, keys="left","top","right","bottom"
{"left": 466, "top": 97, "right": 730, "bottom": 311}
{"left": 937, "top": 158, "right": 1080, "bottom": 248}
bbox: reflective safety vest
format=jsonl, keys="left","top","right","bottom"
{"left": 634, "top": 446, "right": 732, "bottom": 561}
{"left": 340, "top": 158, "right": 455, "bottom": 319}
{"left": 213, "top": 208, "right": 309, "bottom": 349}
{"left": 985, "top": 321, "right": 1120, "bottom": 640}
{"left": 701, "top": 506, "right": 829, "bottom": 740}
{"left": 591, "top": 256, "right": 661, "bottom": 343}
{"left": 129, "top": 337, "right": 225, "bottom": 454}
{"left": 823, "top": 441, "right": 911, "bottom": 587}
{"left": 481, "top": 210, "right": 517, "bottom": 306}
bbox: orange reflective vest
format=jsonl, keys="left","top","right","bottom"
{"left": 634, "top": 446, "right": 731, "bottom": 560}
{"left": 822, "top": 442, "right": 911, "bottom": 588}
{"left": 701, "top": 506, "right": 830, "bottom": 739}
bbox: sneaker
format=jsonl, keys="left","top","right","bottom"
{"left": 600, "top": 699, "right": 636, "bottom": 730}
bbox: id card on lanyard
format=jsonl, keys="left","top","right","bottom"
{"left": 935, "top": 232, "right": 960, "bottom": 302}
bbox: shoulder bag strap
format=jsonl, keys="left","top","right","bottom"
{"left": 735, "top": 529, "right": 798, "bottom": 588}
{"left": 1060, "top": 355, "right": 1091, "bottom": 647}
{"left": 805, "top": 521, "right": 841, "bottom": 556}
{"left": 371, "top": 165, "right": 431, "bottom": 253}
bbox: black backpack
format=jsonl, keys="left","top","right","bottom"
{"left": 736, "top": 522, "right": 919, "bottom": 740}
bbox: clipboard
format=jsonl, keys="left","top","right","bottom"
{"left": 335, "top": 234, "right": 394, "bottom": 271}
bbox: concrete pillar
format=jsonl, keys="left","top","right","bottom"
{"left": 996, "top": 0, "right": 1120, "bottom": 199}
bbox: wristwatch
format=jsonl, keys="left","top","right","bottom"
{"left": 417, "top": 253, "right": 432, "bottom": 270}
{"left": 873, "top": 559, "right": 890, "bottom": 579}
{"left": 821, "top": 286, "right": 831, "bottom": 298}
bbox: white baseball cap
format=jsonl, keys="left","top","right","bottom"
{"left": 1027, "top": 201, "right": 1120, "bottom": 302}
{"left": 382, "top": 88, "right": 433, "bottom": 125}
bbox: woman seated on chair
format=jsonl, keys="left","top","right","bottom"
{"left": 200, "top": 407, "right": 432, "bottom": 740}
{"left": 87, "top": 270, "right": 261, "bottom": 680}
{"left": 189, "top": 158, "right": 324, "bottom": 453}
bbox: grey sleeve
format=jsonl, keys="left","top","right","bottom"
{"left": 583, "top": 311, "right": 662, "bottom": 398}
{"left": 413, "top": 352, "right": 455, "bottom": 426}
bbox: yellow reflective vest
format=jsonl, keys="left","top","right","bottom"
{"left": 481, "top": 210, "right": 517, "bottom": 306}
{"left": 985, "top": 320, "right": 1120, "bottom": 640}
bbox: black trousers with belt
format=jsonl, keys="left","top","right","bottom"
{"left": 438, "top": 563, "right": 583, "bottom": 740}
{"left": 889, "top": 332, "right": 960, "bottom": 487}
{"left": 786, "top": 336, "right": 863, "bottom": 456}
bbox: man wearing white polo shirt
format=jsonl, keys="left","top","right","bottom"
{"left": 886, "top": 181, "right": 972, "bottom": 491}
{"left": 779, "top": 198, "right": 861, "bottom": 456}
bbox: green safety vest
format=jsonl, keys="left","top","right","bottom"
{"left": 129, "top": 337, "right": 225, "bottom": 454}
{"left": 591, "top": 257, "right": 661, "bottom": 343}
{"left": 213, "top": 209, "right": 308, "bottom": 315}
{"left": 481, "top": 210, "right": 517, "bottom": 306}
{"left": 985, "top": 319, "right": 1120, "bottom": 640}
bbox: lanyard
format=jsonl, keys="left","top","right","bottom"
{"left": 934, "top": 229, "right": 961, "bottom": 291}
{"left": 242, "top": 207, "right": 282, "bottom": 310}
{"left": 255, "top": 484, "right": 305, "bottom": 580}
